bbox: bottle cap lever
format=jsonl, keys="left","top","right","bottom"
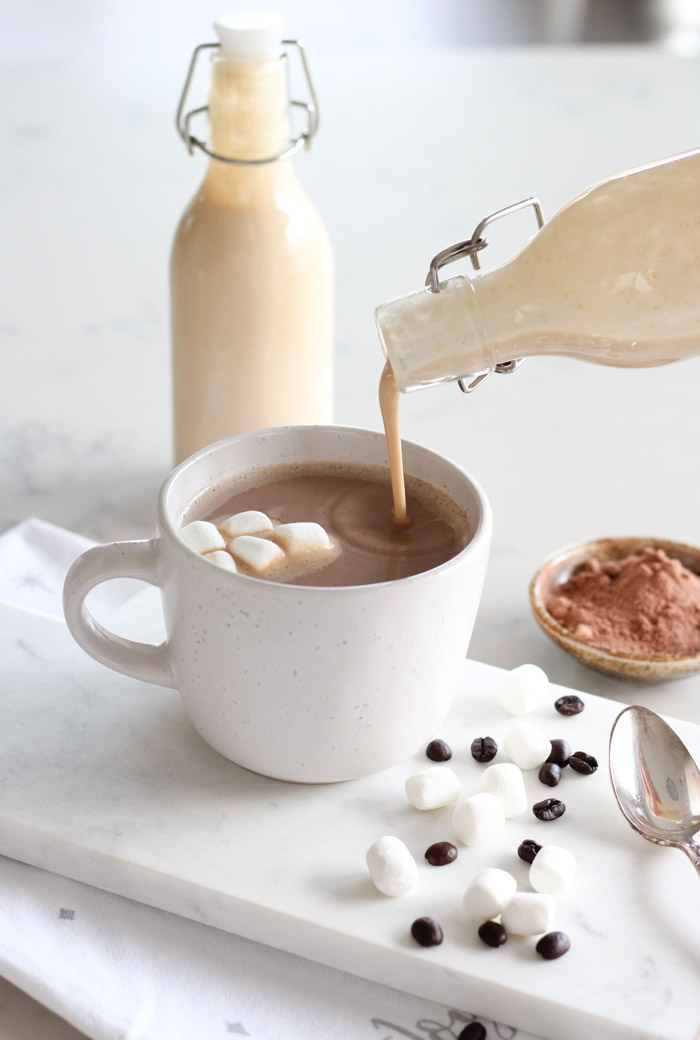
{"left": 175, "top": 38, "right": 319, "bottom": 166}
{"left": 424, "top": 197, "right": 545, "bottom": 394}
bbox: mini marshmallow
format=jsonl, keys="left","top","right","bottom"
{"left": 366, "top": 836, "right": 418, "bottom": 897}
{"left": 219, "top": 511, "right": 273, "bottom": 538}
{"left": 405, "top": 766, "right": 460, "bottom": 811}
{"left": 204, "top": 550, "right": 237, "bottom": 572}
{"left": 462, "top": 868, "right": 517, "bottom": 922}
{"left": 503, "top": 721, "right": 552, "bottom": 771}
{"left": 496, "top": 663, "right": 549, "bottom": 716}
{"left": 229, "top": 535, "right": 285, "bottom": 572}
{"left": 501, "top": 892, "right": 556, "bottom": 936}
{"left": 273, "top": 522, "right": 331, "bottom": 555}
{"left": 452, "top": 792, "right": 505, "bottom": 846}
{"left": 480, "top": 762, "right": 527, "bottom": 818}
{"left": 529, "top": 845, "right": 576, "bottom": 897}
{"left": 179, "top": 520, "right": 225, "bottom": 555}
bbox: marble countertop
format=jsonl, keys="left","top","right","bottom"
{"left": 2, "top": 45, "right": 700, "bottom": 1038}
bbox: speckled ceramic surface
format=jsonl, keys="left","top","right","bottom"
{"left": 63, "top": 426, "right": 492, "bottom": 782}
{"left": 530, "top": 537, "right": 700, "bottom": 683}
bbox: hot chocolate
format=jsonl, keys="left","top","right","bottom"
{"left": 184, "top": 460, "right": 470, "bottom": 586}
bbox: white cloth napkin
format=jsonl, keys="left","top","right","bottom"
{"left": 0, "top": 519, "right": 536, "bottom": 1040}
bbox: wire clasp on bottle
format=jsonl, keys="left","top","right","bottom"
{"left": 175, "top": 39, "right": 319, "bottom": 165}
{"left": 425, "top": 197, "right": 545, "bottom": 394}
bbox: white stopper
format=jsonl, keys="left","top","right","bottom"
{"left": 501, "top": 892, "right": 556, "bottom": 936}
{"left": 229, "top": 535, "right": 285, "bottom": 572}
{"left": 214, "top": 11, "right": 285, "bottom": 62}
{"left": 529, "top": 845, "right": 576, "bottom": 896}
{"left": 204, "top": 550, "right": 237, "bottom": 572}
{"left": 480, "top": 762, "right": 527, "bottom": 818}
{"left": 366, "top": 836, "right": 418, "bottom": 897}
{"left": 503, "top": 720, "right": 552, "bottom": 770}
{"left": 452, "top": 792, "right": 505, "bottom": 846}
{"left": 462, "top": 868, "right": 517, "bottom": 922}
{"left": 405, "top": 766, "right": 460, "bottom": 811}
{"left": 219, "top": 511, "right": 273, "bottom": 538}
{"left": 496, "top": 663, "right": 550, "bottom": 716}
{"left": 273, "top": 522, "right": 332, "bottom": 556}
{"left": 180, "top": 520, "right": 225, "bottom": 555}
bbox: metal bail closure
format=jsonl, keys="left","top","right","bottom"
{"left": 175, "top": 39, "right": 319, "bottom": 166}
{"left": 424, "top": 197, "right": 545, "bottom": 394}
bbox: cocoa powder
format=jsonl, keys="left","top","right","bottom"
{"left": 546, "top": 547, "right": 700, "bottom": 657}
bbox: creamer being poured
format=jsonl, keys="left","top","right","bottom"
{"left": 376, "top": 148, "right": 700, "bottom": 393}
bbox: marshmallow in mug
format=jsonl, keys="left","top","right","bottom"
{"left": 179, "top": 512, "right": 335, "bottom": 576}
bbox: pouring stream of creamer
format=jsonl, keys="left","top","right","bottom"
{"left": 378, "top": 361, "right": 410, "bottom": 527}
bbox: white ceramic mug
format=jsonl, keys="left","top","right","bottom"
{"left": 63, "top": 426, "right": 491, "bottom": 783}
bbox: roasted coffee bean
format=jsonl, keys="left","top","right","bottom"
{"left": 426, "top": 738, "right": 452, "bottom": 762}
{"left": 425, "top": 841, "right": 458, "bottom": 866}
{"left": 471, "top": 735, "right": 498, "bottom": 763}
{"left": 555, "top": 694, "right": 584, "bottom": 716}
{"left": 457, "top": 1023, "right": 487, "bottom": 1040}
{"left": 517, "top": 838, "right": 542, "bottom": 864}
{"left": 477, "top": 920, "right": 508, "bottom": 948}
{"left": 533, "top": 797, "right": 566, "bottom": 821}
{"left": 569, "top": 750, "right": 598, "bottom": 775}
{"left": 536, "top": 931, "right": 571, "bottom": 960}
{"left": 410, "top": 916, "right": 444, "bottom": 947}
{"left": 547, "top": 738, "right": 571, "bottom": 767}
{"left": 538, "top": 762, "right": 561, "bottom": 787}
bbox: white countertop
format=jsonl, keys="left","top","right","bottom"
{"left": 2, "top": 45, "right": 700, "bottom": 1038}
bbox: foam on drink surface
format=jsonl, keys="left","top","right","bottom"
{"left": 180, "top": 460, "right": 470, "bottom": 587}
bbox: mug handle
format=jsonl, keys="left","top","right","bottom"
{"left": 63, "top": 540, "right": 176, "bottom": 689}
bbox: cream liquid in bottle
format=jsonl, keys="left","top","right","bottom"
{"left": 376, "top": 148, "right": 700, "bottom": 392}
{"left": 171, "top": 13, "right": 333, "bottom": 464}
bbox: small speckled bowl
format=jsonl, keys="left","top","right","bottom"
{"left": 529, "top": 536, "right": 700, "bottom": 683}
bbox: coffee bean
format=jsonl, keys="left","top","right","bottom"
{"left": 477, "top": 920, "right": 508, "bottom": 948}
{"left": 533, "top": 797, "right": 566, "bottom": 821}
{"left": 517, "top": 839, "right": 542, "bottom": 863}
{"left": 458, "top": 1024, "right": 487, "bottom": 1040}
{"left": 569, "top": 750, "right": 598, "bottom": 775}
{"left": 410, "top": 916, "right": 444, "bottom": 947}
{"left": 555, "top": 695, "right": 584, "bottom": 716}
{"left": 425, "top": 841, "right": 458, "bottom": 866}
{"left": 471, "top": 735, "right": 498, "bottom": 763}
{"left": 547, "top": 738, "right": 571, "bottom": 767}
{"left": 538, "top": 762, "right": 561, "bottom": 787}
{"left": 536, "top": 931, "right": 571, "bottom": 960}
{"left": 426, "top": 738, "right": 452, "bottom": 762}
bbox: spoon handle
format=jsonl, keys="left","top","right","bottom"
{"left": 681, "top": 837, "right": 700, "bottom": 877}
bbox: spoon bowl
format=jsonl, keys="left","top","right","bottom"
{"left": 609, "top": 705, "right": 700, "bottom": 873}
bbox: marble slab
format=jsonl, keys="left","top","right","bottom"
{"left": 0, "top": 599, "right": 698, "bottom": 1040}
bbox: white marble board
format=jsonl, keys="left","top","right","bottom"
{"left": 0, "top": 599, "right": 698, "bottom": 1040}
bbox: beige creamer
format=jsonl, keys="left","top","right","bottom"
{"left": 171, "top": 12, "right": 333, "bottom": 464}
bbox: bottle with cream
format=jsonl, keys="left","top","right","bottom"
{"left": 171, "top": 12, "right": 333, "bottom": 464}
{"left": 375, "top": 148, "right": 700, "bottom": 393}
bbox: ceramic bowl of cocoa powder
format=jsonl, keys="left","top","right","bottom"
{"left": 529, "top": 537, "right": 700, "bottom": 682}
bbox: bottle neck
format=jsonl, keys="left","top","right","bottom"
{"left": 206, "top": 53, "right": 292, "bottom": 173}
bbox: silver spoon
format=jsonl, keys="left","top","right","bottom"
{"left": 609, "top": 704, "right": 700, "bottom": 876}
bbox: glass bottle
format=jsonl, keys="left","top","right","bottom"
{"left": 171, "top": 12, "right": 333, "bottom": 463}
{"left": 375, "top": 148, "right": 700, "bottom": 392}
